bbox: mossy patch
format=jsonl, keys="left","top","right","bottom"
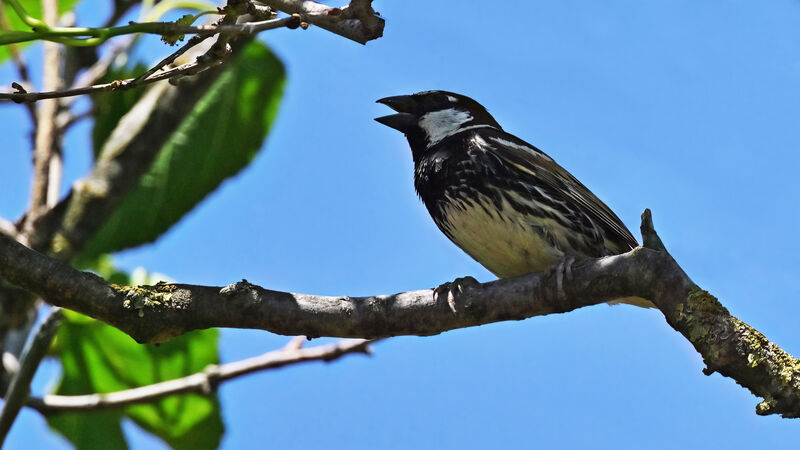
{"left": 678, "top": 290, "right": 800, "bottom": 417}
{"left": 675, "top": 289, "right": 729, "bottom": 345}
{"left": 116, "top": 285, "right": 177, "bottom": 317}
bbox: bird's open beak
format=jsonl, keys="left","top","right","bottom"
{"left": 375, "top": 95, "right": 417, "bottom": 132}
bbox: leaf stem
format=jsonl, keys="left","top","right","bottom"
{"left": 0, "top": 0, "right": 218, "bottom": 47}
{"left": 3, "top": 0, "right": 49, "bottom": 30}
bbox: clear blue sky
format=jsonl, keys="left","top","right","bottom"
{"left": 3, "top": 0, "right": 800, "bottom": 448}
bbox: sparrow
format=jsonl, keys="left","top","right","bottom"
{"left": 375, "top": 90, "right": 650, "bottom": 307}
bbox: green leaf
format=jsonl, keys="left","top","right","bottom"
{"left": 82, "top": 41, "right": 285, "bottom": 257}
{"left": 91, "top": 64, "right": 149, "bottom": 159}
{"left": 47, "top": 312, "right": 130, "bottom": 450}
{"left": 0, "top": 0, "right": 82, "bottom": 64}
{"left": 160, "top": 14, "right": 195, "bottom": 46}
{"left": 124, "top": 332, "right": 223, "bottom": 450}
{"left": 47, "top": 265, "right": 223, "bottom": 450}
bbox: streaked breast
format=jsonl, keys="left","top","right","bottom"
{"left": 434, "top": 190, "right": 569, "bottom": 278}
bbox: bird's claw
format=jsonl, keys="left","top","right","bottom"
{"left": 548, "top": 255, "right": 576, "bottom": 301}
{"left": 433, "top": 276, "right": 479, "bottom": 313}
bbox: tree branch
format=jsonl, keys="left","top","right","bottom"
{"left": 17, "top": 41, "right": 240, "bottom": 256}
{"left": 26, "top": 337, "right": 373, "bottom": 414}
{"left": 0, "top": 0, "right": 383, "bottom": 48}
{"left": 0, "top": 307, "right": 62, "bottom": 445}
{"left": 0, "top": 15, "right": 299, "bottom": 104}
{"left": 0, "top": 14, "right": 291, "bottom": 47}
{"left": 26, "top": 0, "right": 64, "bottom": 223}
{"left": 59, "top": 34, "right": 137, "bottom": 109}
{"left": 0, "top": 218, "right": 15, "bottom": 238}
{"left": 1, "top": 53, "right": 222, "bottom": 103}
{"left": 132, "top": 33, "right": 212, "bottom": 84}
{"left": 257, "top": 0, "right": 384, "bottom": 44}
{"left": 0, "top": 210, "right": 798, "bottom": 417}
{"left": 0, "top": 6, "right": 37, "bottom": 126}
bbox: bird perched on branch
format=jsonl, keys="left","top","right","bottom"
{"left": 376, "top": 90, "right": 650, "bottom": 308}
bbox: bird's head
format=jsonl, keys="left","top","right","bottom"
{"left": 375, "top": 90, "right": 501, "bottom": 157}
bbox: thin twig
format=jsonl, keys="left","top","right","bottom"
{"left": 0, "top": 0, "right": 382, "bottom": 47}
{"left": 132, "top": 1, "right": 242, "bottom": 83}
{"left": 45, "top": 2, "right": 66, "bottom": 210}
{"left": 0, "top": 15, "right": 298, "bottom": 103}
{"left": 0, "top": 7, "right": 37, "bottom": 126}
{"left": 56, "top": 107, "right": 93, "bottom": 131}
{"left": 53, "top": 32, "right": 133, "bottom": 132}
{"left": 284, "top": 335, "right": 307, "bottom": 351}
{"left": 27, "top": 0, "right": 64, "bottom": 224}
{"left": 45, "top": 152, "right": 63, "bottom": 206}
{"left": 0, "top": 14, "right": 299, "bottom": 47}
{"left": 2, "top": 56, "right": 217, "bottom": 103}
{"left": 0, "top": 307, "right": 62, "bottom": 445}
{"left": 133, "top": 33, "right": 211, "bottom": 83}
{"left": 26, "top": 338, "right": 373, "bottom": 414}
{"left": 0, "top": 218, "right": 16, "bottom": 237}
{"left": 59, "top": 34, "right": 137, "bottom": 109}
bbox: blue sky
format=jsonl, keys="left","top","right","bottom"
{"left": 3, "top": 0, "right": 800, "bottom": 448}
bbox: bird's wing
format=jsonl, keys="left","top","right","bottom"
{"left": 479, "top": 131, "right": 638, "bottom": 250}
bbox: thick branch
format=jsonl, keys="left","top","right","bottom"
{"left": 26, "top": 338, "right": 372, "bottom": 414}
{"left": 0, "top": 212, "right": 798, "bottom": 417}
{"left": 0, "top": 228, "right": 652, "bottom": 341}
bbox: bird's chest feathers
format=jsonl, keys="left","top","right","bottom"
{"left": 415, "top": 138, "right": 567, "bottom": 277}
{"left": 435, "top": 191, "right": 565, "bottom": 277}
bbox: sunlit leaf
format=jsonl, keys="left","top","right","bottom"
{"left": 82, "top": 41, "right": 285, "bottom": 257}
{"left": 90, "top": 64, "right": 149, "bottom": 159}
{"left": 47, "top": 265, "right": 223, "bottom": 449}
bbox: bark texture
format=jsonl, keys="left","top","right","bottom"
{"left": 0, "top": 211, "right": 798, "bottom": 417}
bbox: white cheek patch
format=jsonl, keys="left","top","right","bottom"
{"left": 418, "top": 109, "right": 473, "bottom": 147}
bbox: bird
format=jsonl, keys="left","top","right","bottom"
{"left": 375, "top": 90, "right": 651, "bottom": 308}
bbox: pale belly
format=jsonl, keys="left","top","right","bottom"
{"left": 436, "top": 192, "right": 570, "bottom": 278}
{"left": 434, "top": 191, "right": 655, "bottom": 308}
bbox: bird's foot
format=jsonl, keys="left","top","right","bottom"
{"left": 545, "top": 254, "right": 576, "bottom": 301}
{"left": 433, "top": 276, "right": 479, "bottom": 313}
